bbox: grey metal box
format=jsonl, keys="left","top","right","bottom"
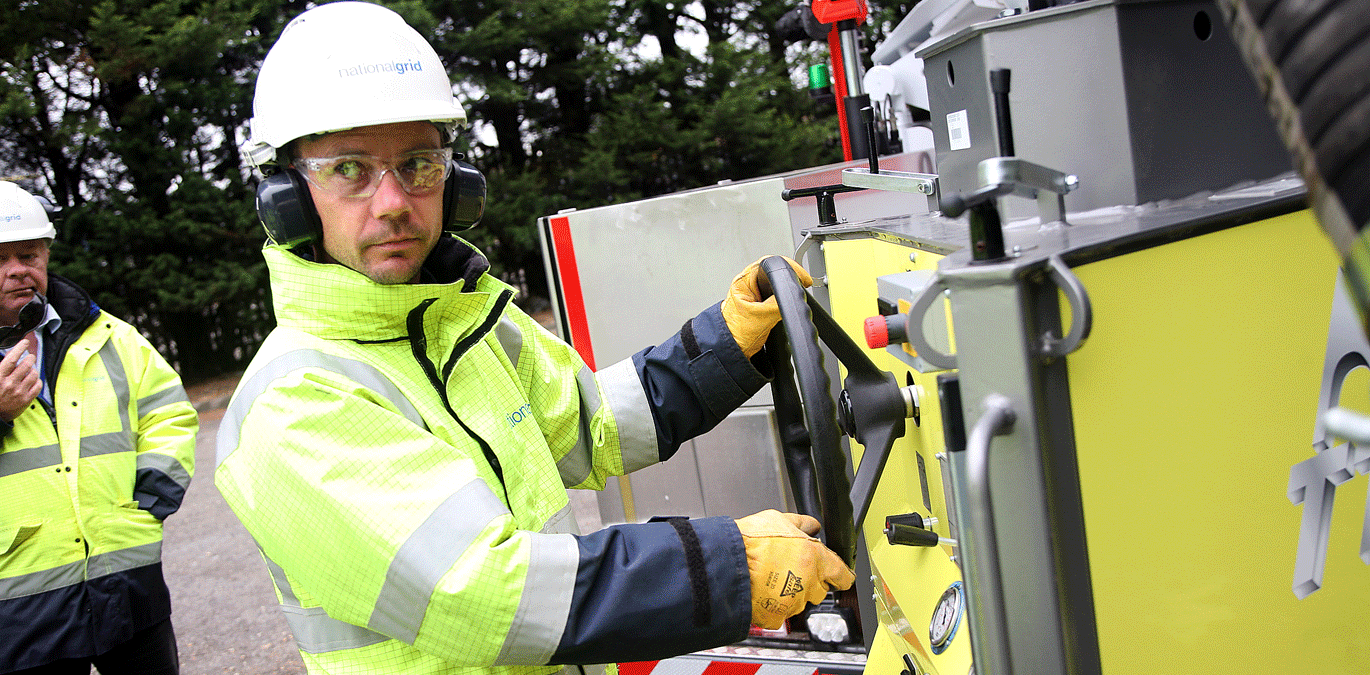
{"left": 918, "top": 0, "right": 1291, "bottom": 218}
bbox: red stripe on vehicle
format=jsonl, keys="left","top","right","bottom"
{"left": 549, "top": 215, "right": 596, "bottom": 370}
{"left": 701, "top": 662, "right": 763, "bottom": 675}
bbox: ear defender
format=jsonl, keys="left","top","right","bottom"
{"left": 255, "top": 168, "right": 323, "bottom": 248}
{"left": 255, "top": 158, "right": 486, "bottom": 245}
{"left": 443, "top": 159, "right": 486, "bottom": 231}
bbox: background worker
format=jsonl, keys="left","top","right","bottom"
{"left": 213, "top": 2, "right": 854, "bottom": 674}
{"left": 0, "top": 181, "right": 198, "bottom": 674}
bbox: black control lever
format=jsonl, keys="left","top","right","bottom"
{"left": 938, "top": 67, "right": 1018, "bottom": 261}
{"left": 780, "top": 104, "right": 886, "bottom": 227}
{"left": 781, "top": 183, "right": 864, "bottom": 227}
{"left": 885, "top": 512, "right": 940, "bottom": 547}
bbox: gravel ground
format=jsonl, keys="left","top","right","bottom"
{"left": 161, "top": 389, "right": 307, "bottom": 675}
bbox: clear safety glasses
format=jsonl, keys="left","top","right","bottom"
{"left": 294, "top": 147, "right": 453, "bottom": 199}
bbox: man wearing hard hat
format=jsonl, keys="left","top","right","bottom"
{"left": 213, "top": 3, "right": 854, "bottom": 675}
{"left": 0, "top": 181, "right": 198, "bottom": 674}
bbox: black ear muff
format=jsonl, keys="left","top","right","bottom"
{"left": 255, "top": 168, "right": 322, "bottom": 247}
{"left": 442, "top": 160, "right": 486, "bottom": 231}
{"left": 33, "top": 195, "right": 60, "bottom": 224}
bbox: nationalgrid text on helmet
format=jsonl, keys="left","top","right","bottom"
{"left": 338, "top": 59, "right": 424, "bottom": 78}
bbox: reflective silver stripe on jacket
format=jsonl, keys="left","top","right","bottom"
{"left": 98, "top": 341, "right": 133, "bottom": 434}
{"left": 88, "top": 540, "right": 161, "bottom": 578}
{"left": 258, "top": 481, "right": 531, "bottom": 654}
{"left": 495, "top": 317, "right": 523, "bottom": 369}
{"left": 495, "top": 525, "right": 577, "bottom": 665}
{"left": 0, "top": 444, "right": 60, "bottom": 478}
{"left": 217, "top": 349, "right": 425, "bottom": 468}
{"left": 368, "top": 478, "right": 510, "bottom": 644}
{"left": 76, "top": 343, "right": 136, "bottom": 459}
{"left": 79, "top": 431, "right": 133, "bottom": 458}
{"left": 137, "top": 384, "right": 190, "bottom": 415}
{"left": 137, "top": 451, "right": 192, "bottom": 491}
{"left": 0, "top": 559, "right": 84, "bottom": 601}
{"left": 262, "top": 555, "right": 390, "bottom": 654}
{"left": 0, "top": 540, "right": 161, "bottom": 601}
{"left": 484, "top": 504, "right": 577, "bottom": 664}
{"left": 555, "top": 365, "right": 604, "bottom": 487}
{"left": 0, "top": 343, "right": 136, "bottom": 474}
{"left": 596, "top": 359, "right": 658, "bottom": 473}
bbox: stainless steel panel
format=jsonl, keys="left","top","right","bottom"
{"left": 690, "top": 407, "right": 791, "bottom": 519}
{"left": 625, "top": 443, "right": 709, "bottom": 521}
{"left": 605, "top": 408, "right": 789, "bottom": 524}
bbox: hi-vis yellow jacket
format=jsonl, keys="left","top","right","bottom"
{"left": 216, "top": 239, "right": 766, "bottom": 675}
{"left": 0, "top": 275, "right": 197, "bottom": 671}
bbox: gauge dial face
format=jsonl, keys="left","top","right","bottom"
{"left": 929, "top": 581, "right": 964, "bottom": 653}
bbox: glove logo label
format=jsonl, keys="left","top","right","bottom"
{"left": 780, "top": 571, "right": 804, "bottom": 597}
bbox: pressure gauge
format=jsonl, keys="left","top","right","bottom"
{"left": 929, "top": 581, "right": 964, "bottom": 654}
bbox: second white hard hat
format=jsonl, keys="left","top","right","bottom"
{"left": 245, "top": 1, "right": 468, "bottom": 168}
{"left": 0, "top": 181, "right": 57, "bottom": 243}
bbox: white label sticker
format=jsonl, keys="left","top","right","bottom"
{"left": 947, "top": 109, "right": 971, "bottom": 151}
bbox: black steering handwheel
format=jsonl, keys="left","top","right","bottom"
{"left": 758, "top": 256, "right": 911, "bottom": 568}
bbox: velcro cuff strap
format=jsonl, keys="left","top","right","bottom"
{"left": 657, "top": 516, "right": 712, "bottom": 628}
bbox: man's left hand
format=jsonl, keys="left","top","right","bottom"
{"left": 721, "top": 256, "right": 812, "bottom": 358}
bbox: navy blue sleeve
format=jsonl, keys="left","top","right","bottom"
{"left": 133, "top": 469, "right": 188, "bottom": 520}
{"left": 550, "top": 516, "right": 751, "bottom": 665}
{"left": 634, "top": 303, "right": 773, "bottom": 461}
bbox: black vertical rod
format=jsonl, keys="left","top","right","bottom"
{"left": 969, "top": 203, "right": 1006, "bottom": 262}
{"left": 861, "top": 106, "right": 880, "bottom": 174}
{"left": 990, "top": 68, "right": 1015, "bottom": 157}
{"left": 860, "top": 106, "right": 882, "bottom": 173}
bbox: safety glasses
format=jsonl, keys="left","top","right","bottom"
{"left": 0, "top": 294, "right": 46, "bottom": 350}
{"left": 294, "top": 147, "right": 453, "bottom": 199}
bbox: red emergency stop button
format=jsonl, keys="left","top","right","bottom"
{"left": 865, "top": 316, "right": 891, "bottom": 348}
{"left": 864, "top": 313, "right": 910, "bottom": 349}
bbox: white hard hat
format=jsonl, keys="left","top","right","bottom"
{"left": 0, "top": 181, "right": 57, "bottom": 243}
{"left": 245, "top": 1, "right": 468, "bottom": 168}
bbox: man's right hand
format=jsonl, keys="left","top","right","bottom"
{"left": 0, "top": 343, "right": 41, "bottom": 421}
{"left": 735, "top": 509, "right": 855, "bottom": 630}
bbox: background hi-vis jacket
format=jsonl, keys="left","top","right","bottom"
{"left": 0, "top": 274, "right": 197, "bottom": 671}
{"left": 216, "top": 238, "right": 768, "bottom": 675}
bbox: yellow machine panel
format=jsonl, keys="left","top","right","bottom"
{"left": 804, "top": 200, "right": 1368, "bottom": 675}
{"left": 822, "top": 236, "right": 971, "bottom": 675}
{"left": 1065, "top": 211, "right": 1368, "bottom": 673}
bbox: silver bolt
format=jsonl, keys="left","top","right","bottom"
{"left": 1064, "top": 175, "right": 1080, "bottom": 191}
{"left": 909, "top": 252, "right": 918, "bottom": 263}
{"left": 1012, "top": 245, "right": 1022, "bottom": 256}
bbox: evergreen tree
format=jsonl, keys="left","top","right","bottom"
{"left": 0, "top": 0, "right": 278, "bottom": 382}
{"left": 1, "top": 0, "right": 885, "bottom": 380}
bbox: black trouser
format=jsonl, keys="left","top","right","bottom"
{"left": 10, "top": 619, "right": 179, "bottom": 675}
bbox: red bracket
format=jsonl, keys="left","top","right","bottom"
{"left": 811, "top": 0, "right": 868, "bottom": 25}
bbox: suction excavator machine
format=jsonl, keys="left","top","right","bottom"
{"left": 539, "top": 1, "right": 1370, "bottom": 673}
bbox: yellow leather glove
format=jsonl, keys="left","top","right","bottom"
{"left": 721, "top": 256, "right": 813, "bottom": 358}
{"left": 735, "top": 509, "right": 855, "bottom": 629}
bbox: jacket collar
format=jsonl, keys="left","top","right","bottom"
{"left": 265, "top": 236, "right": 512, "bottom": 342}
